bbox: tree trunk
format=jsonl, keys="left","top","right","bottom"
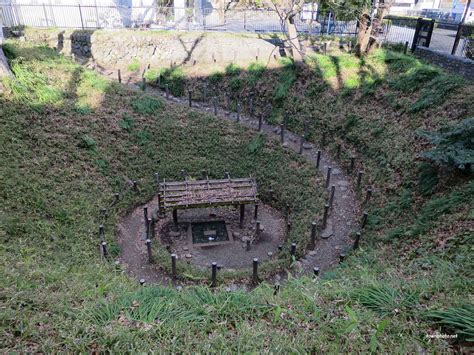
{"left": 355, "top": 0, "right": 392, "bottom": 56}
{"left": 355, "top": 13, "right": 371, "bottom": 57}
{"left": 285, "top": 15, "right": 303, "bottom": 62}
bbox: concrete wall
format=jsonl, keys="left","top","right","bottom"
{"left": 414, "top": 46, "right": 474, "bottom": 80}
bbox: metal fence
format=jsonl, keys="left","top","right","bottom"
{"left": 0, "top": 3, "right": 358, "bottom": 35}
{"left": 0, "top": 3, "right": 472, "bottom": 59}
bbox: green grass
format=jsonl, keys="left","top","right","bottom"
{"left": 1, "top": 40, "right": 473, "bottom": 352}
{"left": 127, "top": 58, "right": 140, "bottom": 72}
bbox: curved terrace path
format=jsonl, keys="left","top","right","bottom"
{"left": 97, "top": 68, "right": 361, "bottom": 285}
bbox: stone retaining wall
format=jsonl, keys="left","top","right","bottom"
{"left": 23, "top": 29, "right": 280, "bottom": 69}
{"left": 414, "top": 46, "right": 474, "bottom": 80}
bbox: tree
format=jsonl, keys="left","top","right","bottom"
{"left": 269, "top": 0, "right": 306, "bottom": 62}
{"left": 320, "top": 0, "right": 391, "bottom": 56}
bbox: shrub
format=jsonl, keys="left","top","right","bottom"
{"left": 228, "top": 76, "right": 244, "bottom": 92}
{"left": 158, "top": 67, "right": 185, "bottom": 96}
{"left": 225, "top": 63, "right": 241, "bottom": 76}
{"left": 247, "top": 61, "right": 266, "bottom": 86}
{"left": 127, "top": 59, "right": 140, "bottom": 72}
{"left": 417, "top": 117, "right": 473, "bottom": 172}
{"left": 209, "top": 71, "right": 224, "bottom": 84}
{"left": 131, "top": 95, "right": 164, "bottom": 115}
{"left": 144, "top": 69, "right": 160, "bottom": 82}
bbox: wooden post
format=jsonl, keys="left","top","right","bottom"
{"left": 339, "top": 253, "right": 346, "bottom": 263}
{"left": 146, "top": 239, "right": 152, "bottom": 263}
{"left": 142, "top": 77, "right": 146, "bottom": 91}
{"left": 148, "top": 217, "right": 153, "bottom": 238}
{"left": 143, "top": 207, "right": 148, "bottom": 226}
{"left": 361, "top": 212, "right": 368, "bottom": 229}
{"left": 254, "top": 204, "right": 259, "bottom": 219}
{"left": 258, "top": 114, "right": 263, "bottom": 132}
{"left": 325, "top": 167, "right": 332, "bottom": 188}
{"left": 239, "top": 204, "right": 245, "bottom": 228}
{"left": 211, "top": 262, "right": 217, "bottom": 287}
{"left": 252, "top": 258, "right": 259, "bottom": 284}
{"left": 290, "top": 243, "right": 296, "bottom": 256}
{"left": 213, "top": 97, "right": 217, "bottom": 115}
{"left": 246, "top": 239, "right": 251, "bottom": 251}
{"left": 114, "top": 192, "right": 120, "bottom": 203}
{"left": 236, "top": 100, "right": 241, "bottom": 122}
{"left": 329, "top": 185, "right": 335, "bottom": 207}
{"left": 316, "top": 150, "right": 321, "bottom": 169}
{"left": 171, "top": 254, "right": 177, "bottom": 280}
{"left": 173, "top": 209, "right": 178, "bottom": 226}
{"left": 118, "top": 69, "right": 122, "bottom": 83}
{"left": 256, "top": 220, "right": 261, "bottom": 238}
{"left": 313, "top": 267, "right": 320, "bottom": 277}
{"left": 404, "top": 41, "right": 409, "bottom": 54}
{"left": 365, "top": 188, "right": 372, "bottom": 204}
{"left": 165, "top": 84, "right": 169, "bottom": 98}
{"left": 299, "top": 136, "right": 304, "bottom": 154}
{"left": 101, "top": 241, "right": 108, "bottom": 258}
{"left": 357, "top": 171, "right": 363, "bottom": 189}
{"left": 133, "top": 180, "right": 138, "bottom": 192}
{"left": 280, "top": 124, "right": 285, "bottom": 143}
{"left": 322, "top": 204, "right": 329, "bottom": 229}
{"left": 188, "top": 90, "right": 192, "bottom": 107}
{"left": 310, "top": 221, "right": 317, "bottom": 250}
{"left": 287, "top": 221, "right": 292, "bottom": 236}
{"left": 336, "top": 144, "right": 341, "bottom": 159}
{"left": 349, "top": 157, "right": 355, "bottom": 172}
{"left": 353, "top": 232, "right": 361, "bottom": 250}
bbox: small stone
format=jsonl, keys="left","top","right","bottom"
{"left": 321, "top": 227, "right": 333, "bottom": 239}
{"left": 176, "top": 286, "right": 182, "bottom": 291}
{"left": 183, "top": 246, "right": 189, "bottom": 251}
{"left": 282, "top": 142, "right": 289, "bottom": 148}
{"left": 233, "top": 231, "right": 241, "bottom": 238}
{"left": 185, "top": 253, "right": 192, "bottom": 259}
{"left": 303, "top": 143, "right": 312, "bottom": 149}
{"left": 338, "top": 180, "right": 350, "bottom": 186}
{"left": 169, "top": 231, "right": 180, "bottom": 237}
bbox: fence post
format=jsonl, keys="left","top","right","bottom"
{"left": 79, "top": 5, "right": 85, "bottom": 30}
{"left": 451, "top": 24, "right": 463, "bottom": 55}
{"left": 42, "top": 4, "right": 49, "bottom": 27}
{"left": 95, "top": 0, "right": 100, "bottom": 28}
{"left": 243, "top": 9, "right": 247, "bottom": 31}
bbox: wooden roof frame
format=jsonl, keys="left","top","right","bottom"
{"left": 159, "top": 177, "right": 258, "bottom": 211}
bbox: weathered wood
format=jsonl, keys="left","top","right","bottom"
{"left": 159, "top": 177, "right": 258, "bottom": 211}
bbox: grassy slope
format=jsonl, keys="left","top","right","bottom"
{"left": 0, "top": 41, "right": 472, "bottom": 352}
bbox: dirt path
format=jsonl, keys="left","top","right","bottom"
{"left": 96, "top": 68, "right": 361, "bottom": 284}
